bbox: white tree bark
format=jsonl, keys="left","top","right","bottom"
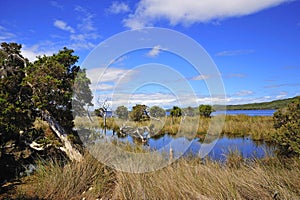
{"left": 42, "top": 110, "right": 83, "bottom": 162}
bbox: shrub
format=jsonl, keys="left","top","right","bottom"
{"left": 199, "top": 104, "right": 214, "bottom": 118}
{"left": 273, "top": 97, "right": 300, "bottom": 157}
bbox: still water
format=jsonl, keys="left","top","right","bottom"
{"left": 93, "top": 130, "right": 275, "bottom": 161}
{"left": 212, "top": 109, "right": 276, "bottom": 116}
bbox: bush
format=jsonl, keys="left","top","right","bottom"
{"left": 170, "top": 106, "right": 182, "bottom": 117}
{"left": 273, "top": 97, "right": 300, "bottom": 157}
{"left": 199, "top": 105, "right": 214, "bottom": 118}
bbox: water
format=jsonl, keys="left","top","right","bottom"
{"left": 212, "top": 109, "right": 276, "bottom": 116}
{"left": 89, "top": 130, "right": 275, "bottom": 161}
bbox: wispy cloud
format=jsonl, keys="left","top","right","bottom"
{"left": 264, "top": 83, "right": 300, "bottom": 89}
{"left": 215, "top": 49, "right": 254, "bottom": 56}
{"left": 147, "top": 45, "right": 163, "bottom": 57}
{"left": 191, "top": 74, "right": 210, "bottom": 81}
{"left": 68, "top": 6, "right": 100, "bottom": 50}
{"left": 54, "top": 20, "right": 75, "bottom": 33}
{"left": 0, "top": 25, "right": 16, "bottom": 41}
{"left": 50, "top": 1, "right": 63, "bottom": 9}
{"left": 123, "top": 0, "right": 289, "bottom": 29}
{"left": 86, "top": 67, "right": 136, "bottom": 92}
{"left": 276, "top": 91, "right": 288, "bottom": 99}
{"left": 235, "top": 90, "right": 254, "bottom": 96}
{"left": 108, "top": 1, "right": 130, "bottom": 14}
{"left": 226, "top": 73, "right": 246, "bottom": 78}
{"left": 75, "top": 6, "right": 96, "bottom": 32}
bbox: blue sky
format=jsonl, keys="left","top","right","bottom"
{"left": 1, "top": 0, "right": 299, "bottom": 108}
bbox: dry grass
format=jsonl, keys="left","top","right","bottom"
{"left": 114, "top": 155, "right": 300, "bottom": 200}
{"left": 17, "top": 153, "right": 115, "bottom": 200}
{"left": 14, "top": 147, "right": 300, "bottom": 200}
{"left": 80, "top": 115, "right": 276, "bottom": 142}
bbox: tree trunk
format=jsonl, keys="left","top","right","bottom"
{"left": 42, "top": 110, "right": 83, "bottom": 162}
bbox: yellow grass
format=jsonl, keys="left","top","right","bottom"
{"left": 15, "top": 148, "right": 300, "bottom": 200}
{"left": 75, "top": 115, "right": 276, "bottom": 142}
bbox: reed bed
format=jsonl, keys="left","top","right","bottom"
{"left": 14, "top": 148, "right": 300, "bottom": 200}
{"left": 76, "top": 114, "right": 276, "bottom": 142}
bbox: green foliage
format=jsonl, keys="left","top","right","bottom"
{"left": 199, "top": 104, "right": 214, "bottom": 118}
{"left": 72, "top": 68, "right": 93, "bottom": 116}
{"left": 0, "top": 42, "right": 35, "bottom": 145}
{"left": 170, "top": 106, "right": 182, "bottom": 117}
{"left": 149, "top": 105, "right": 165, "bottom": 118}
{"left": 24, "top": 47, "right": 93, "bottom": 134}
{"left": 273, "top": 97, "right": 300, "bottom": 157}
{"left": 115, "top": 105, "right": 128, "bottom": 119}
{"left": 0, "top": 42, "right": 37, "bottom": 182}
{"left": 0, "top": 42, "right": 93, "bottom": 181}
{"left": 130, "top": 104, "right": 149, "bottom": 122}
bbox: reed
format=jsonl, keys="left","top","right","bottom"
{"left": 78, "top": 115, "right": 276, "bottom": 142}
{"left": 15, "top": 148, "right": 300, "bottom": 199}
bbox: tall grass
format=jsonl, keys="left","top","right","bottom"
{"left": 76, "top": 115, "right": 276, "bottom": 142}
{"left": 16, "top": 149, "right": 300, "bottom": 199}
{"left": 114, "top": 155, "right": 300, "bottom": 199}
{"left": 17, "top": 153, "right": 115, "bottom": 200}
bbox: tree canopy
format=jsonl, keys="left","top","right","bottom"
{"left": 199, "top": 105, "right": 214, "bottom": 118}
{"left": 115, "top": 105, "right": 129, "bottom": 119}
{"left": 149, "top": 105, "right": 165, "bottom": 118}
{"left": 170, "top": 106, "right": 182, "bottom": 117}
{"left": 130, "top": 104, "right": 149, "bottom": 122}
{"left": 0, "top": 42, "right": 93, "bottom": 181}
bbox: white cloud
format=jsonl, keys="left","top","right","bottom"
{"left": 108, "top": 1, "right": 130, "bottom": 14}
{"left": 0, "top": 25, "right": 16, "bottom": 41}
{"left": 50, "top": 1, "right": 63, "bottom": 9}
{"left": 191, "top": 74, "right": 210, "bottom": 81}
{"left": 216, "top": 49, "right": 254, "bottom": 56}
{"left": 67, "top": 6, "right": 101, "bottom": 50}
{"left": 124, "top": 0, "right": 289, "bottom": 29}
{"left": 276, "top": 91, "right": 288, "bottom": 99}
{"left": 147, "top": 45, "right": 162, "bottom": 57}
{"left": 86, "top": 67, "right": 136, "bottom": 92}
{"left": 54, "top": 20, "right": 75, "bottom": 33}
{"left": 226, "top": 74, "right": 246, "bottom": 78}
{"left": 235, "top": 90, "right": 254, "bottom": 96}
{"left": 75, "top": 6, "right": 96, "bottom": 32}
{"left": 21, "top": 43, "right": 57, "bottom": 62}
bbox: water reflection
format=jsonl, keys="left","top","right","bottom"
{"left": 79, "top": 129, "right": 275, "bottom": 161}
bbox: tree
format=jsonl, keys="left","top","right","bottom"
{"left": 199, "top": 105, "right": 214, "bottom": 118}
{"left": 115, "top": 105, "right": 129, "bottom": 119}
{"left": 149, "top": 106, "right": 165, "bottom": 118}
{"left": 96, "top": 98, "right": 110, "bottom": 134}
{"left": 184, "top": 106, "right": 195, "bottom": 117}
{"left": 0, "top": 43, "right": 36, "bottom": 182}
{"left": 0, "top": 43, "right": 93, "bottom": 181}
{"left": 170, "top": 106, "right": 182, "bottom": 117}
{"left": 130, "top": 104, "right": 149, "bottom": 122}
{"left": 0, "top": 43, "right": 35, "bottom": 141}
{"left": 273, "top": 97, "right": 300, "bottom": 156}
{"left": 72, "top": 68, "right": 93, "bottom": 117}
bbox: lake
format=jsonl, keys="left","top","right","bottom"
{"left": 212, "top": 109, "right": 276, "bottom": 116}
{"left": 89, "top": 130, "right": 275, "bottom": 161}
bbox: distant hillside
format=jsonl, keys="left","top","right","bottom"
{"left": 215, "top": 96, "right": 299, "bottom": 110}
